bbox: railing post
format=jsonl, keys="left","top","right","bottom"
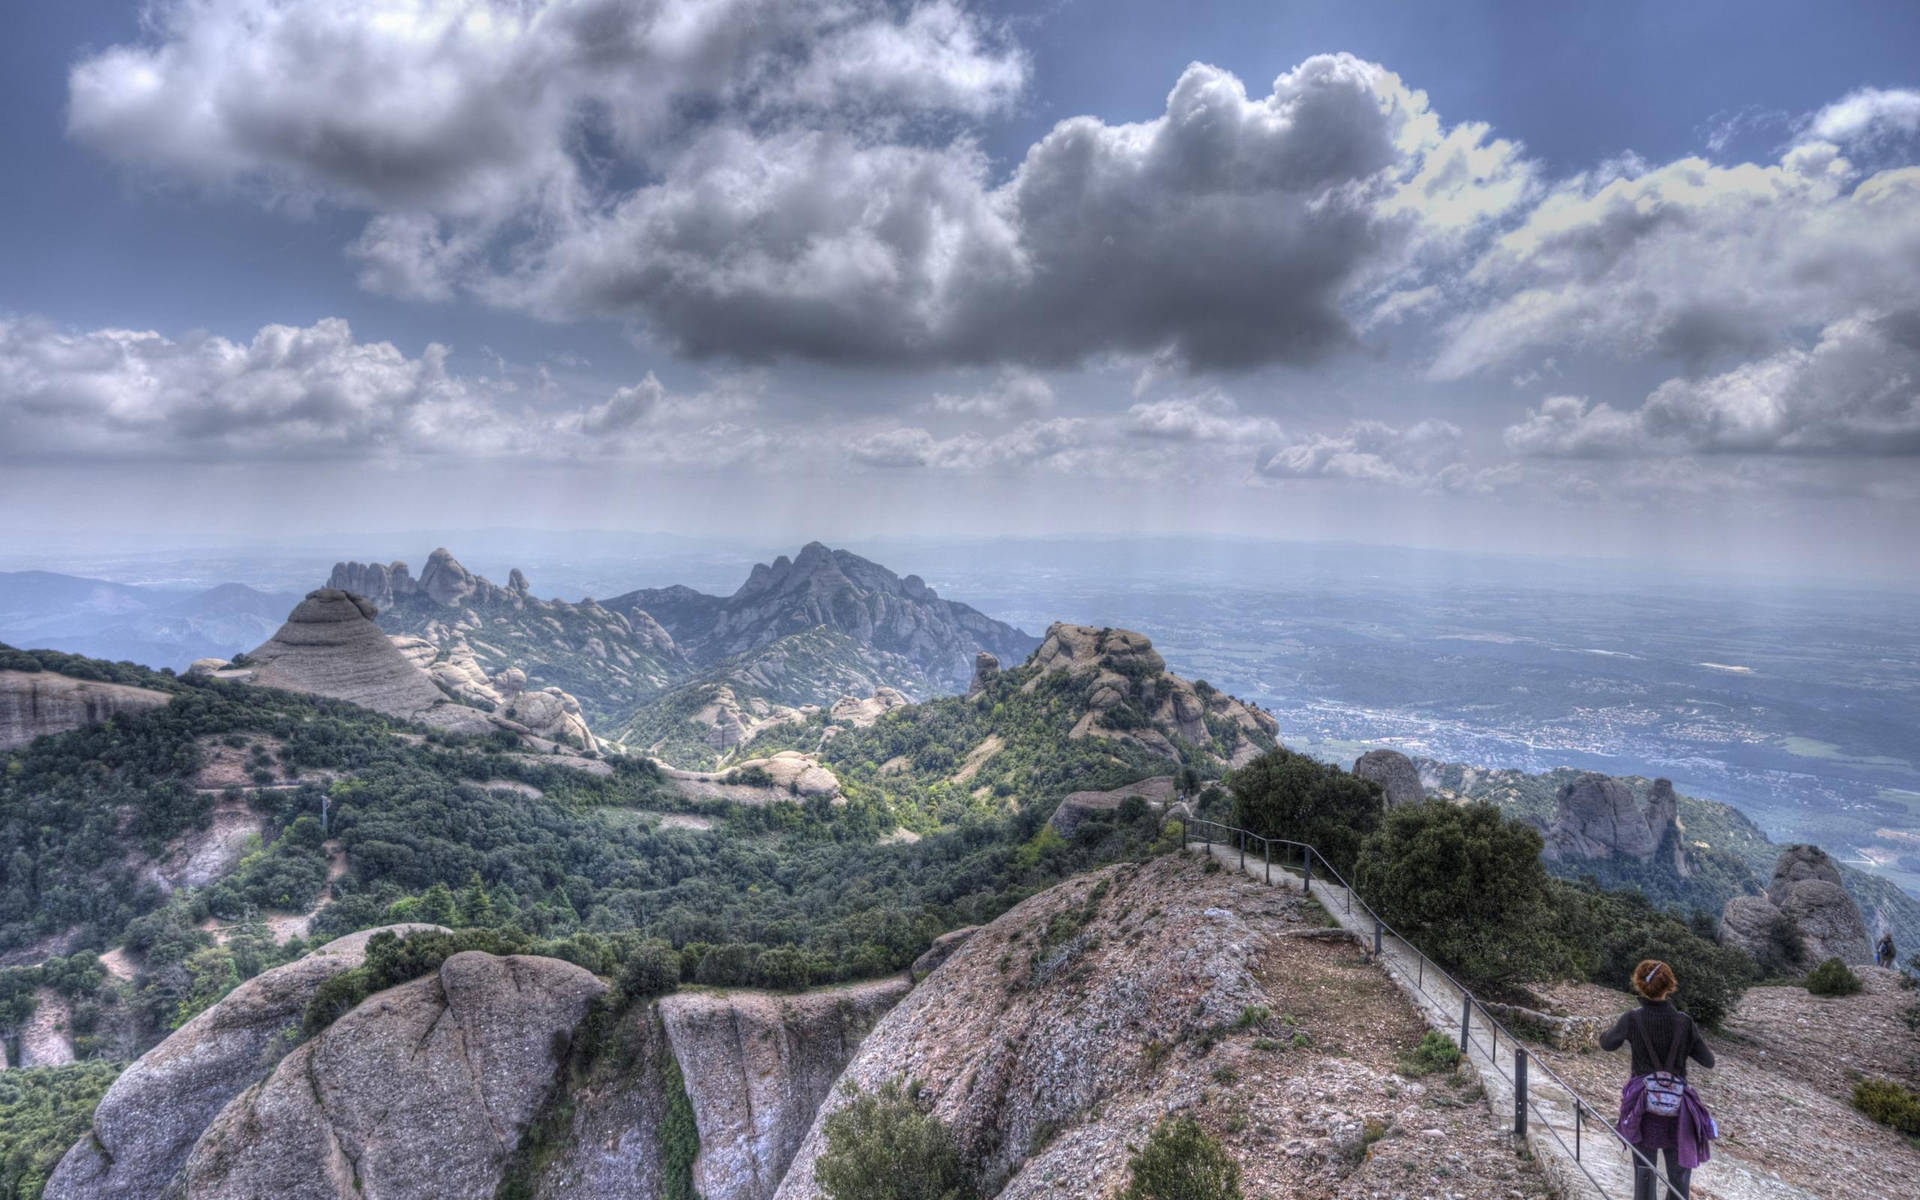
{"left": 1238, "top": 830, "right": 1245, "bottom": 872}
{"left": 1263, "top": 839, "right": 1270, "bottom": 884}
{"left": 1514, "top": 1048, "right": 1529, "bottom": 1137}
{"left": 1460, "top": 994, "right": 1472, "bottom": 1055}
{"left": 1302, "top": 852, "right": 1312, "bottom": 896}
{"left": 1417, "top": 956, "right": 1424, "bottom": 991}
{"left": 1373, "top": 919, "right": 1382, "bottom": 958}
{"left": 1575, "top": 1101, "right": 1582, "bottom": 1161}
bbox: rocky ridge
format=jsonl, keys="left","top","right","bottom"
{"left": 1535, "top": 771, "right": 1685, "bottom": 869}
{"left": 1351, "top": 748, "right": 1425, "bottom": 808}
{"left": 0, "top": 668, "right": 172, "bottom": 751}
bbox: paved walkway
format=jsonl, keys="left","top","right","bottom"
{"left": 1188, "top": 839, "right": 1808, "bottom": 1200}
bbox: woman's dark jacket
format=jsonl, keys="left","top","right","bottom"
{"left": 1599, "top": 999, "right": 1715, "bottom": 1077}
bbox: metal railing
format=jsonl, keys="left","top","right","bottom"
{"left": 1182, "top": 815, "right": 1685, "bottom": 1200}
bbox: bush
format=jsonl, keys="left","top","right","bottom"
{"left": 1805, "top": 957, "right": 1863, "bottom": 997}
{"left": 617, "top": 941, "right": 681, "bottom": 1002}
{"left": 1550, "top": 882, "right": 1751, "bottom": 1029}
{"left": 1352, "top": 802, "right": 1575, "bottom": 989}
{"left": 0, "top": 1061, "right": 121, "bottom": 1200}
{"left": 1398, "top": 1031, "right": 1462, "bottom": 1077}
{"left": 1851, "top": 1076, "right": 1920, "bottom": 1135}
{"left": 1121, "top": 1115, "right": 1242, "bottom": 1200}
{"left": 815, "top": 1079, "right": 976, "bottom": 1200}
{"left": 1229, "top": 749, "right": 1382, "bottom": 875}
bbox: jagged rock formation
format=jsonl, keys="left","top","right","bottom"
{"left": 519, "top": 1003, "right": 676, "bottom": 1200}
{"left": 328, "top": 549, "right": 683, "bottom": 722}
{"left": 46, "top": 925, "right": 444, "bottom": 1200}
{"left": 966, "top": 651, "right": 1000, "bottom": 700}
{"left": 390, "top": 635, "right": 597, "bottom": 750}
{"left": 608, "top": 543, "right": 1038, "bottom": 694}
{"left": 1048, "top": 776, "right": 1178, "bottom": 836}
{"left": 660, "top": 979, "right": 909, "bottom": 1200}
{"left": 179, "top": 952, "right": 604, "bottom": 1200}
{"left": 1352, "top": 749, "right": 1425, "bottom": 808}
{"left": 1024, "top": 624, "right": 1278, "bottom": 765}
{"left": 1721, "top": 845, "right": 1873, "bottom": 965}
{"left": 1536, "top": 771, "right": 1684, "bottom": 865}
{"left": 0, "top": 668, "right": 171, "bottom": 750}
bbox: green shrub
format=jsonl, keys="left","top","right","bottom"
{"left": 1121, "top": 1116, "right": 1242, "bottom": 1200}
{"left": 1229, "top": 749, "right": 1382, "bottom": 876}
{"left": 1550, "top": 882, "right": 1751, "bottom": 1029}
{"left": 617, "top": 941, "right": 681, "bottom": 1002}
{"left": 1398, "top": 1031, "right": 1462, "bottom": 1077}
{"left": 815, "top": 1079, "right": 976, "bottom": 1200}
{"left": 0, "top": 1062, "right": 121, "bottom": 1200}
{"left": 1805, "top": 957, "right": 1863, "bottom": 997}
{"left": 1851, "top": 1076, "right": 1920, "bottom": 1134}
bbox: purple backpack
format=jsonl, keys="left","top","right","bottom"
{"left": 1631, "top": 1013, "right": 1689, "bottom": 1118}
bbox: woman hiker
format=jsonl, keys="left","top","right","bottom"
{"left": 1877, "top": 932, "right": 1897, "bottom": 969}
{"left": 1599, "top": 959, "right": 1719, "bottom": 1200}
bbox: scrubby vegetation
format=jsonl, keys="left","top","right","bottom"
{"left": 1850, "top": 1075, "right": 1920, "bottom": 1136}
{"left": 1398, "top": 1031, "right": 1463, "bottom": 1077}
{"left": 815, "top": 1079, "right": 977, "bottom": 1200}
{"left": 1121, "top": 1115, "right": 1243, "bottom": 1200}
{"left": 0, "top": 1062, "right": 120, "bottom": 1200}
{"left": 1804, "top": 957, "right": 1863, "bottom": 997}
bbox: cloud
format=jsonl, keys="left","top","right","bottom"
{"left": 1430, "top": 144, "right": 1920, "bottom": 380}
{"left": 1254, "top": 418, "right": 1464, "bottom": 486}
{"left": 72, "top": 11, "right": 1529, "bottom": 370}
{"left": 849, "top": 418, "right": 1089, "bottom": 470}
{"left": 1125, "top": 390, "right": 1281, "bottom": 442}
{"left": 1806, "top": 88, "right": 1920, "bottom": 147}
{"left": 927, "top": 369, "right": 1054, "bottom": 419}
{"left": 1504, "top": 312, "right": 1920, "bottom": 456}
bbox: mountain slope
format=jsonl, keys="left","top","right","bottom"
{"left": 607, "top": 542, "right": 1038, "bottom": 695}
{"left": 328, "top": 549, "right": 686, "bottom": 724}
{"left": 0, "top": 571, "right": 300, "bottom": 670}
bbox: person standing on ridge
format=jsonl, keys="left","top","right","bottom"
{"left": 1600, "top": 959, "right": 1719, "bottom": 1200}
{"left": 1876, "top": 932, "right": 1897, "bottom": 969}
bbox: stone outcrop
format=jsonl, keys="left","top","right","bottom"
{"left": 966, "top": 651, "right": 1000, "bottom": 700}
{"left": 660, "top": 979, "right": 909, "bottom": 1200}
{"left": 1352, "top": 749, "right": 1425, "bottom": 808}
{"left": 1537, "top": 772, "right": 1678, "bottom": 864}
{"left": 390, "top": 635, "right": 597, "bottom": 751}
{"left": 1048, "top": 776, "right": 1178, "bottom": 836}
{"left": 608, "top": 542, "right": 1037, "bottom": 694}
{"left": 1721, "top": 845, "right": 1872, "bottom": 966}
{"left": 521, "top": 1004, "right": 676, "bottom": 1200}
{"left": 178, "top": 952, "right": 604, "bottom": 1200}
{"left": 1024, "top": 624, "right": 1278, "bottom": 766}
{"left": 827, "top": 687, "right": 909, "bottom": 729}
{"left": 46, "top": 925, "right": 445, "bottom": 1200}
{"left": 0, "top": 669, "right": 171, "bottom": 750}
{"left": 660, "top": 751, "right": 843, "bottom": 806}
{"left": 910, "top": 927, "right": 979, "bottom": 981}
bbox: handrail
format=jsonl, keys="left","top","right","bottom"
{"left": 1180, "top": 814, "right": 1686, "bottom": 1200}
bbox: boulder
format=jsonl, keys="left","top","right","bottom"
{"left": 419, "top": 546, "right": 480, "bottom": 606}
{"left": 1719, "top": 845, "right": 1872, "bottom": 966}
{"left": 179, "top": 952, "right": 604, "bottom": 1200}
{"left": 45, "top": 924, "right": 446, "bottom": 1200}
{"left": 828, "top": 688, "right": 909, "bottom": 729}
{"left": 244, "top": 589, "right": 451, "bottom": 720}
{"left": 0, "top": 669, "right": 172, "bottom": 751}
{"left": 1351, "top": 749, "right": 1425, "bottom": 808}
{"left": 660, "top": 978, "right": 908, "bottom": 1200}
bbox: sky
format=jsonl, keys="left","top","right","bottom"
{"left": 2, "top": 1, "right": 1918, "bottom": 581}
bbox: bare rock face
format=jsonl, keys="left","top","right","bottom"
{"left": 45, "top": 924, "right": 445, "bottom": 1200}
{"left": 911, "top": 928, "right": 979, "bottom": 981}
{"left": 0, "top": 669, "right": 172, "bottom": 751}
{"left": 1048, "top": 776, "right": 1178, "bottom": 837}
{"left": 1351, "top": 749, "right": 1425, "bottom": 808}
{"left": 179, "top": 952, "right": 604, "bottom": 1200}
{"left": 390, "top": 635, "right": 598, "bottom": 751}
{"left": 325, "top": 559, "right": 416, "bottom": 609}
{"left": 523, "top": 1003, "right": 675, "bottom": 1200}
{"left": 419, "top": 546, "right": 482, "bottom": 606}
{"left": 245, "top": 589, "right": 452, "bottom": 719}
{"left": 1645, "top": 778, "right": 1690, "bottom": 877}
{"left": 661, "top": 979, "right": 909, "bottom": 1200}
{"left": 1540, "top": 773, "right": 1660, "bottom": 861}
{"left": 1720, "top": 845, "right": 1872, "bottom": 965}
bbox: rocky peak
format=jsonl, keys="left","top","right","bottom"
{"left": 966, "top": 651, "right": 1001, "bottom": 700}
{"left": 1351, "top": 749, "right": 1425, "bottom": 808}
{"left": 419, "top": 546, "right": 479, "bottom": 605}
{"left": 244, "top": 589, "right": 456, "bottom": 721}
{"left": 1538, "top": 772, "right": 1661, "bottom": 862}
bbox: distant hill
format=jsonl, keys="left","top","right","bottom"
{"left": 0, "top": 571, "right": 300, "bottom": 669}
